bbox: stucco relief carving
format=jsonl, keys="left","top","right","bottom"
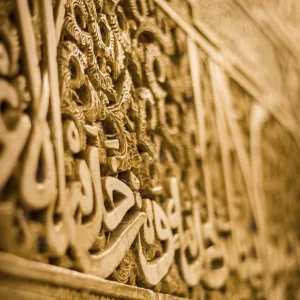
{"left": 0, "top": 1, "right": 299, "bottom": 300}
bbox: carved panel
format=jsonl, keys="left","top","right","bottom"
{"left": 0, "top": 1, "right": 299, "bottom": 300}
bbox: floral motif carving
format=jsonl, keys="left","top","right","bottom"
{"left": 0, "top": 1, "right": 299, "bottom": 300}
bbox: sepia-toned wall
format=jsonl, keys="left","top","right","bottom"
{"left": 0, "top": 0, "right": 299, "bottom": 299}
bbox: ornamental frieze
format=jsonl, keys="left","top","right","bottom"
{"left": 0, "top": 0, "right": 299, "bottom": 299}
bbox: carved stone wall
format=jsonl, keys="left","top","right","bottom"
{"left": 0, "top": 1, "right": 299, "bottom": 299}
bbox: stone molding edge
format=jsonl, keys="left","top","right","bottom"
{"left": 0, "top": 252, "right": 188, "bottom": 300}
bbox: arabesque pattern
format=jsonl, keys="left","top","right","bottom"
{"left": 0, "top": 1, "right": 299, "bottom": 299}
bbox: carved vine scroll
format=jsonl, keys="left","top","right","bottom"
{"left": 0, "top": 1, "right": 299, "bottom": 300}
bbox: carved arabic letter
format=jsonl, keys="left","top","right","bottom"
{"left": 87, "top": 211, "right": 146, "bottom": 278}
{"left": 169, "top": 177, "right": 203, "bottom": 286}
{"left": 141, "top": 198, "right": 155, "bottom": 245}
{"left": 74, "top": 146, "right": 104, "bottom": 250}
{"left": 75, "top": 159, "right": 94, "bottom": 216}
{"left": 136, "top": 201, "right": 174, "bottom": 286}
{"left": 102, "top": 176, "right": 135, "bottom": 231}
{"left": 201, "top": 223, "right": 229, "bottom": 289}
{"left": 0, "top": 79, "right": 31, "bottom": 189}
{"left": 20, "top": 119, "right": 57, "bottom": 210}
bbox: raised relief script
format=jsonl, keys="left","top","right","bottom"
{"left": 0, "top": 1, "right": 299, "bottom": 299}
